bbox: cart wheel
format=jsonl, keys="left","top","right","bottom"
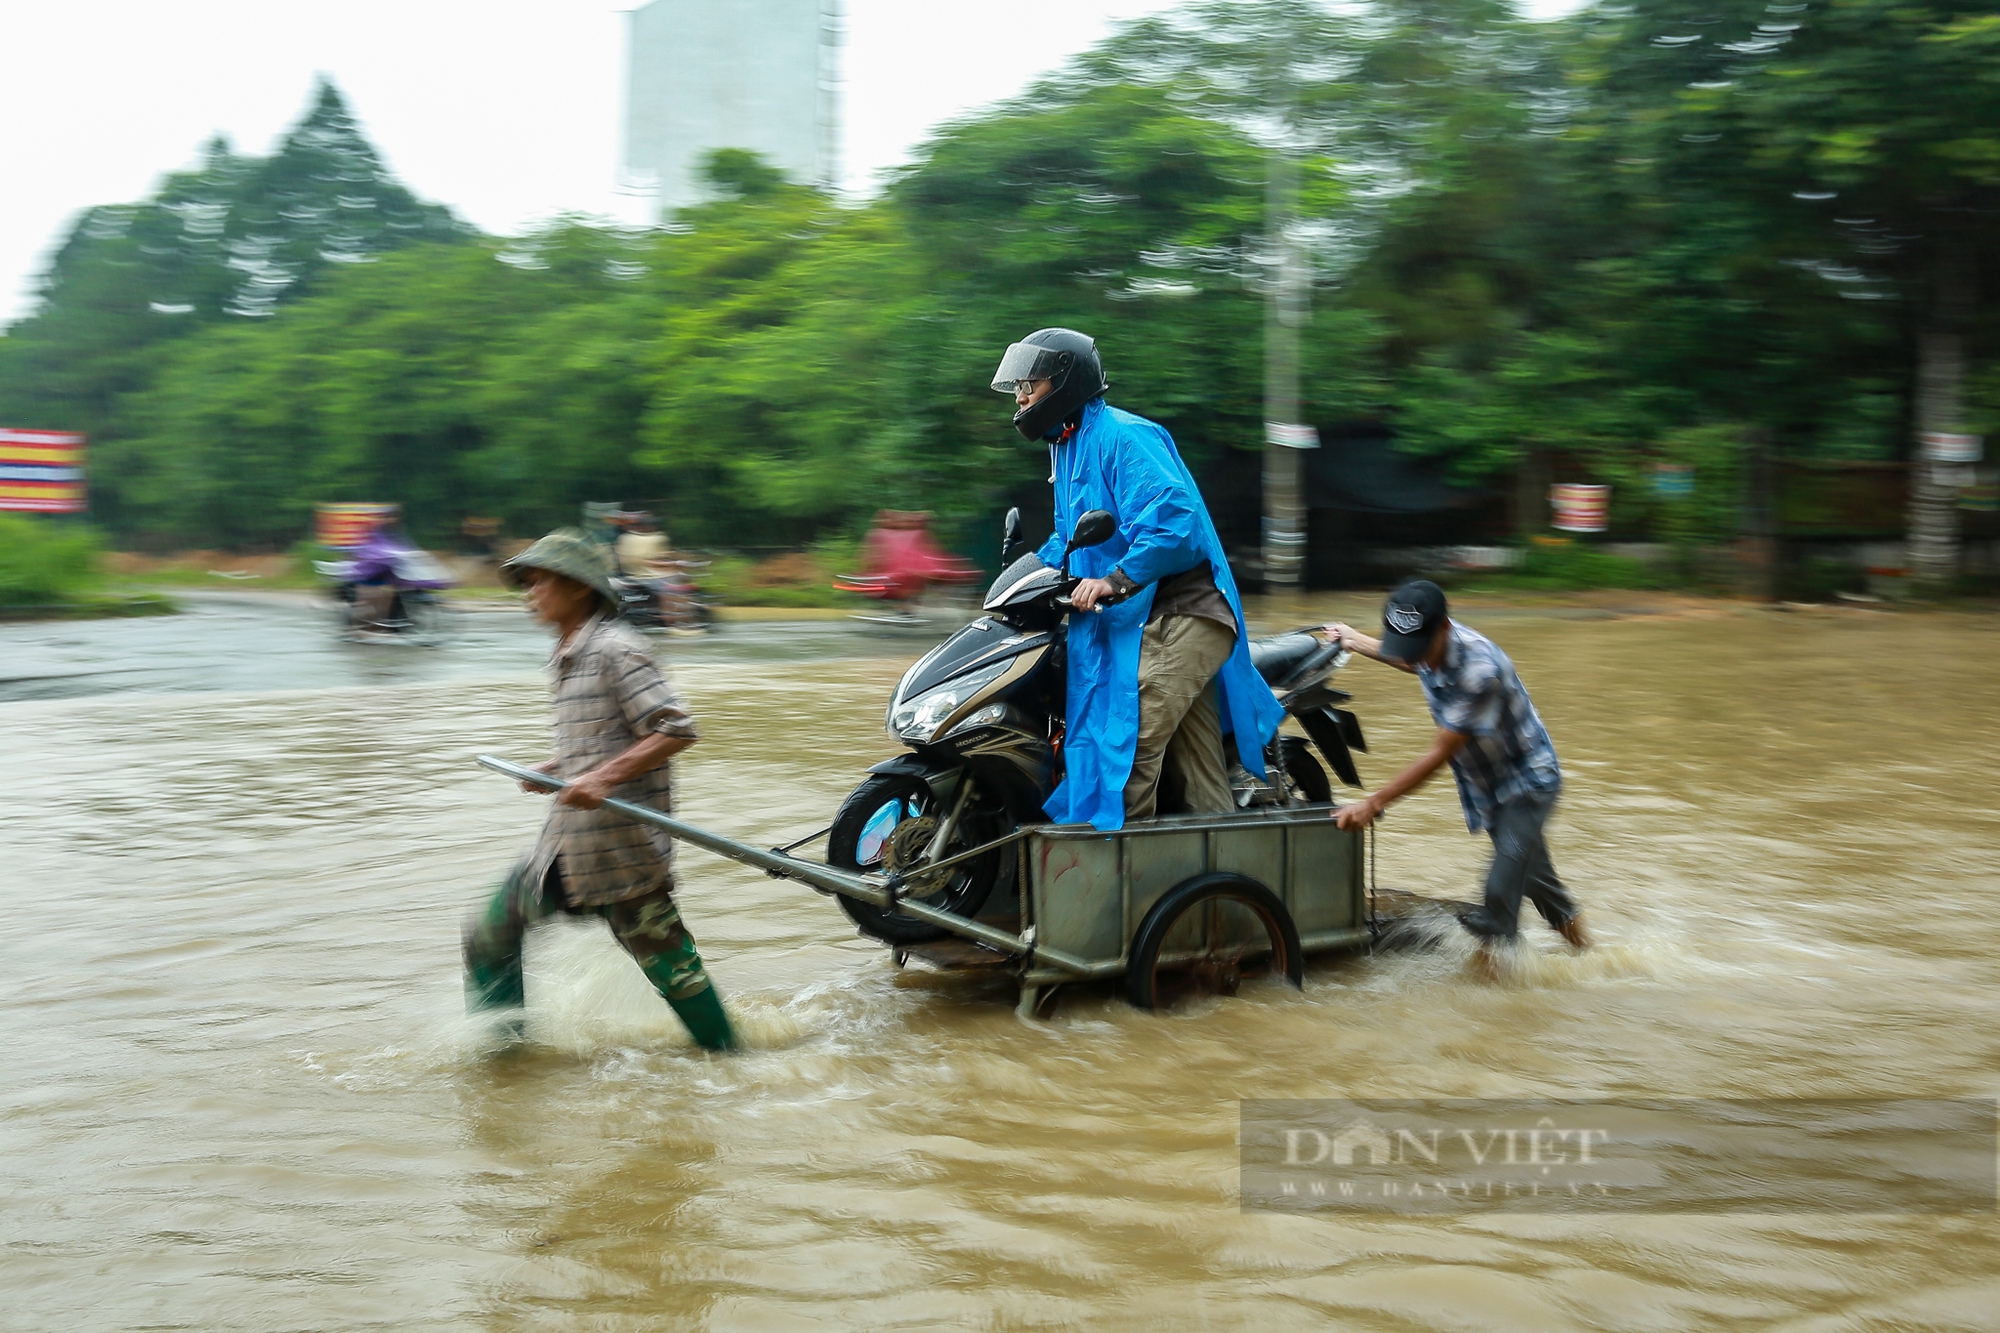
{"left": 1126, "top": 873, "right": 1304, "bottom": 1011}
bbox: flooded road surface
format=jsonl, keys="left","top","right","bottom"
{"left": 4, "top": 597, "right": 1998, "bottom": 1330}
{"left": 0, "top": 592, "right": 930, "bottom": 704}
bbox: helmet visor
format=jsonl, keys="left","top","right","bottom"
{"left": 991, "top": 341, "right": 1066, "bottom": 393}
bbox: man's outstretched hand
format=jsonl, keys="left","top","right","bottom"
{"left": 1334, "top": 795, "right": 1383, "bottom": 831}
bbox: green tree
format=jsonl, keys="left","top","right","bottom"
{"left": 891, "top": 78, "right": 1378, "bottom": 549}
{"left": 1653, "top": 0, "right": 2000, "bottom": 581}
{"left": 0, "top": 79, "right": 467, "bottom": 535}
{"left": 109, "top": 229, "right": 635, "bottom": 547}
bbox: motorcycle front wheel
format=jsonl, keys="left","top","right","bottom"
{"left": 827, "top": 773, "right": 1009, "bottom": 945}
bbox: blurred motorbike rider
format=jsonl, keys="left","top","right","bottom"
{"left": 612, "top": 509, "right": 670, "bottom": 577}
{"left": 347, "top": 512, "right": 410, "bottom": 632}
{"left": 991, "top": 328, "right": 1283, "bottom": 829}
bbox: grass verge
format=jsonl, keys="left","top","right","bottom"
{"left": 0, "top": 592, "right": 178, "bottom": 621}
{"left": 1444, "top": 539, "right": 1663, "bottom": 593}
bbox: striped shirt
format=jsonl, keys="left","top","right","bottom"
{"left": 1416, "top": 622, "right": 1562, "bottom": 832}
{"left": 528, "top": 614, "right": 699, "bottom": 906}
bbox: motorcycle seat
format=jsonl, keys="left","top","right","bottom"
{"left": 1248, "top": 632, "right": 1336, "bottom": 688}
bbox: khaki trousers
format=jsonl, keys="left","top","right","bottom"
{"left": 1124, "top": 615, "right": 1238, "bottom": 821}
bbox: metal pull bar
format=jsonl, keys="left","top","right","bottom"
{"left": 475, "top": 755, "right": 1098, "bottom": 976}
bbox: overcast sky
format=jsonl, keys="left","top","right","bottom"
{"left": 0, "top": 0, "right": 1587, "bottom": 324}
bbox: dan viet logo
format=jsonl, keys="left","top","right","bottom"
{"left": 1284, "top": 1117, "right": 1610, "bottom": 1168}
{"left": 1264, "top": 1114, "right": 1618, "bottom": 1205}
{"left": 1239, "top": 1098, "right": 2000, "bottom": 1215}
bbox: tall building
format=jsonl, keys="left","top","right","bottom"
{"left": 623, "top": 0, "right": 841, "bottom": 214}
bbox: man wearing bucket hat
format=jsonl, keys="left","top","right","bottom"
{"left": 461, "top": 529, "right": 737, "bottom": 1049}
{"left": 1325, "top": 580, "right": 1590, "bottom": 966}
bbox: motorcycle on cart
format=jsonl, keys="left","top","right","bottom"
{"left": 480, "top": 508, "right": 1387, "bottom": 1017}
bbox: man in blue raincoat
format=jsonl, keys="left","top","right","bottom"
{"left": 991, "top": 327, "right": 1284, "bottom": 831}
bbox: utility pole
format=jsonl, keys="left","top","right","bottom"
{"left": 1261, "top": 8, "right": 1314, "bottom": 592}
{"left": 1908, "top": 238, "right": 1975, "bottom": 589}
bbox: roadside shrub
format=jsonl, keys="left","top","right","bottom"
{"left": 1790, "top": 556, "right": 1865, "bottom": 602}
{"left": 1510, "top": 540, "right": 1660, "bottom": 590}
{"left": 1446, "top": 537, "right": 1661, "bottom": 592}
{"left": 700, "top": 552, "right": 852, "bottom": 608}
{"left": 0, "top": 515, "right": 102, "bottom": 604}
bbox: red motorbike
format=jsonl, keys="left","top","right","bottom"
{"left": 834, "top": 510, "right": 982, "bottom": 622}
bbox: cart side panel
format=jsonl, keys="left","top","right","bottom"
{"left": 1033, "top": 835, "right": 1124, "bottom": 965}
{"left": 1209, "top": 828, "right": 1287, "bottom": 910}
{"left": 1286, "top": 822, "right": 1362, "bottom": 935}
{"left": 1124, "top": 829, "right": 1209, "bottom": 943}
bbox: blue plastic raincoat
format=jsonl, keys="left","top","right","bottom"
{"left": 1035, "top": 398, "right": 1284, "bottom": 830}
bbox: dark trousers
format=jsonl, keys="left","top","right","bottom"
{"left": 462, "top": 860, "right": 736, "bottom": 1050}
{"left": 1460, "top": 789, "right": 1579, "bottom": 941}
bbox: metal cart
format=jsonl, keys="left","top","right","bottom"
{"left": 479, "top": 755, "right": 1370, "bottom": 1017}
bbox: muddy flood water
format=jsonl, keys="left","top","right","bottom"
{"left": 4, "top": 592, "right": 1998, "bottom": 1330}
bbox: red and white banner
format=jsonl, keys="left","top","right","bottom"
{"left": 315, "top": 503, "right": 398, "bottom": 549}
{"left": 1549, "top": 483, "right": 1611, "bottom": 533}
{"left": 0, "top": 428, "right": 87, "bottom": 513}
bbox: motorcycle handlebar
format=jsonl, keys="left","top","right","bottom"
{"left": 1053, "top": 576, "right": 1132, "bottom": 614}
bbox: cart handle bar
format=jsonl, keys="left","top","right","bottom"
{"left": 474, "top": 754, "right": 1096, "bottom": 976}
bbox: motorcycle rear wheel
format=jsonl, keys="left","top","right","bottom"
{"left": 827, "top": 773, "right": 1008, "bottom": 945}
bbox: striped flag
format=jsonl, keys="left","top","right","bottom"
{"left": 315, "top": 503, "right": 398, "bottom": 549}
{"left": 0, "top": 428, "right": 87, "bottom": 513}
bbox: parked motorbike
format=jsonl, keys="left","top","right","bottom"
{"left": 314, "top": 532, "right": 456, "bottom": 643}
{"left": 826, "top": 507, "right": 1368, "bottom": 945}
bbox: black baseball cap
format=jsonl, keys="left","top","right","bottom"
{"left": 1380, "top": 579, "right": 1448, "bottom": 663}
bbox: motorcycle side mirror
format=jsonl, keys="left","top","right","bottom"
{"left": 1070, "top": 509, "right": 1117, "bottom": 550}
{"left": 1060, "top": 509, "right": 1118, "bottom": 577}
{"left": 1000, "top": 506, "right": 1024, "bottom": 566}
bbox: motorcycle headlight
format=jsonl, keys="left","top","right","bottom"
{"left": 888, "top": 662, "right": 1010, "bottom": 742}
{"left": 941, "top": 703, "right": 1009, "bottom": 740}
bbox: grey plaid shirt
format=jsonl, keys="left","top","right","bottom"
{"left": 1416, "top": 623, "right": 1561, "bottom": 832}
{"left": 528, "top": 614, "right": 699, "bottom": 906}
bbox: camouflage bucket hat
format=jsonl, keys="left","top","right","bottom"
{"left": 500, "top": 528, "right": 618, "bottom": 609}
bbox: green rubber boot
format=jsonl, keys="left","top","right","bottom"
{"left": 666, "top": 983, "right": 738, "bottom": 1052}
{"left": 464, "top": 885, "right": 529, "bottom": 1011}
{"left": 607, "top": 892, "right": 739, "bottom": 1052}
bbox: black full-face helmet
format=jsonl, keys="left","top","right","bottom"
{"left": 990, "top": 327, "right": 1109, "bottom": 442}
